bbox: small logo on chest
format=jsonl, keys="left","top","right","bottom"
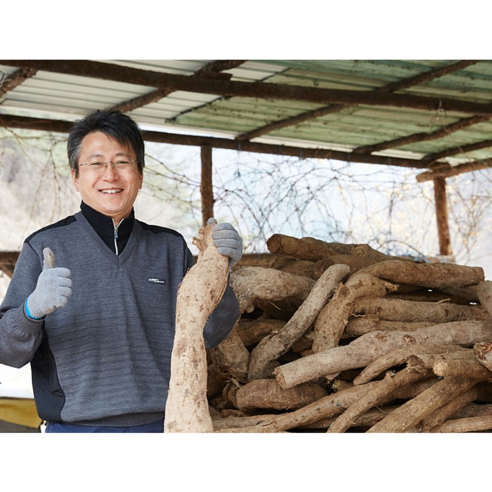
{"left": 148, "top": 277, "right": 166, "bottom": 284}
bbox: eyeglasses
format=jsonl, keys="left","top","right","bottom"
{"left": 79, "top": 159, "right": 138, "bottom": 172}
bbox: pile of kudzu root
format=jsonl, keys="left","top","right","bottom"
{"left": 206, "top": 234, "right": 492, "bottom": 433}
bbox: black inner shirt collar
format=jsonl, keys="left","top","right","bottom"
{"left": 80, "top": 201, "right": 135, "bottom": 253}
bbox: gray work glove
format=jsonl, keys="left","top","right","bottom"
{"left": 26, "top": 247, "right": 72, "bottom": 319}
{"left": 207, "top": 218, "right": 243, "bottom": 267}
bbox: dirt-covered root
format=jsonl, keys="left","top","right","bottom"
{"left": 352, "top": 296, "right": 491, "bottom": 323}
{"left": 312, "top": 272, "right": 397, "bottom": 353}
{"left": 274, "top": 321, "right": 492, "bottom": 390}
{"left": 209, "top": 323, "right": 250, "bottom": 383}
{"left": 266, "top": 233, "right": 337, "bottom": 261}
{"left": 420, "top": 385, "right": 481, "bottom": 432}
{"left": 478, "top": 281, "right": 492, "bottom": 318}
{"left": 230, "top": 266, "right": 315, "bottom": 314}
{"left": 215, "top": 381, "right": 380, "bottom": 433}
{"left": 429, "top": 415, "right": 492, "bottom": 433}
{"left": 235, "top": 378, "right": 327, "bottom": 412}
{"left": 353, "top": 344, "right": 469, "bottom": 385}
{"left": 236, "top": 318, "right": 286, "bottom": 347}
{"left": 474, "top": 341, "right": 492, "bottom": 372}
{"left": 367, "top": 375, "right": 479, "bottom": 433}
{"left": 327, "top": 367, "right": 433, "bottom": 433}
{"left": 247, "top": 264, "right": 350, "bottom": 381}
{"left": 360, "top": 259, "right": 484, "bottom": 290}
{"left": 343, "top": 319, "right": 436, "bottom": 338}
{"left": 432, "top": 357, "right": 492, "bottom": 380}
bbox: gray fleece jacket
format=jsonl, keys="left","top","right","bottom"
{"left": 0, "top": 209, "right": 239, "bottom": 426}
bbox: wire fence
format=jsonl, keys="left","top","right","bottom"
{"left": 1, "top": 128, "right": 491, "bottom": 272}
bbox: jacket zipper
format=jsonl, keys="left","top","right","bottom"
{"left": 113, "top": 219, "right": 124, "bottom": 256}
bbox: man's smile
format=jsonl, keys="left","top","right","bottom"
{"left": 100, "top": 188, "right": 123, "bottom": 194}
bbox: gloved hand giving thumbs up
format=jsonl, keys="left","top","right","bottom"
{"left": 25, "top": 247, "right": 72, "bottom": 319}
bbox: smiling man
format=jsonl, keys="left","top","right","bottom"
{"left": 0, "top": 110, "right": 242, "bottom": 433}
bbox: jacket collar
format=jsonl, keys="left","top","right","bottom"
{"left": 80, "top": 201, "right": 135, "bottom": 241}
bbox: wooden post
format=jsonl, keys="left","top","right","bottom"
{"left": 433, "top": 177, "right": 453, "bottom": 256}
{"left": 201, "top": 145, "right": 214, "bottom": 226}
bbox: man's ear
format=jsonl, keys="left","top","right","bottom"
{"left": 71, "top": 168, "right": 79, "bottom": 192}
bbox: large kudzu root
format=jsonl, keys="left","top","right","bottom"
{"left": 165, "top": 223, "right": 230, "bottom": 433}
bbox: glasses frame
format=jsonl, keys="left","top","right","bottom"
{"left": 79, "top": 159, "right": 138, "bottom": 172}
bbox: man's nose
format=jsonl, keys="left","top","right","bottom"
{"left": 101, "top": 162, "right": 118, "bottom": 178}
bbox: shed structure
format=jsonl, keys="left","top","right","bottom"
{"left": 1, "top": 59, "right": 491, "bottom": 276}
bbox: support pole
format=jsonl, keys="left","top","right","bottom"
{"left": 200, "top": 145, "right": 214, "bottom": 226}
{"left": 433, "top": 177, "right": 453, "bottom": 256}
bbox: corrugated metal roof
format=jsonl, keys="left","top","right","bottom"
{"left": 1, "top": 59, "right": 491, "bottom": 178}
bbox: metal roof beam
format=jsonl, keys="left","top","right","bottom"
{"left": 0, "top": 67, "right": 38, "bottom": 96}
{"left": 1, "top": 60, "right": 492, "bottom": 115}
{"left": 110, "top": 60, "right": 246, "bottom": 113}
{"left": 0, "top": 113, "right": 429, "bottom": 169}
{"left": 237, "top": 60, "right": 481, "bottom": 141}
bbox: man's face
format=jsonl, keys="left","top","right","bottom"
{"left": 71, "top": 131, "right": 143, "bottom": 225}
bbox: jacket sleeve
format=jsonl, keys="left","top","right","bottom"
{"left": 183, "top": 245, "right": 240, "bottom": 349}
{"left": 0, "top": 242, "right": 44, "bottom": 368}
{"left": 203, "top": 280, "right": 240, "bottom": 349}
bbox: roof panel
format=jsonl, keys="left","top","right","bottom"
{"left": 1, "top": 59, "right": 491, "bottom": 174}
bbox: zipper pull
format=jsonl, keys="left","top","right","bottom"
{"left": 113, "top": 219, "right": 122, "bottom": 256}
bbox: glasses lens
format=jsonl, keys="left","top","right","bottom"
{"left": 82, "top": 159, "right": 136, "bottom": 171}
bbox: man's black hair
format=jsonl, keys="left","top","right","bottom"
{"left": 68, "top": 109, "right": 145, "bottom": 176}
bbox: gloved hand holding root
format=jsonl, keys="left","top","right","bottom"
{"left": 207, "top": 218, "right": 243, "bottom": 267}
{"left": 26, "top": 247, "right": 72, "bottom": 319}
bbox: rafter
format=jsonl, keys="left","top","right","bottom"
{"left": 0, "top": 67, "right": 37, "bottom": 96}
{"left": 0, "top": 113, "right": 429, "bottom": 169}
{"left": 1, "top": 60, "right": 491, "bottom": 115}
{"left": 422, "top": 139, "right": 492, "bottom": 166}
{"left": 236, "top": 60, "right": 481, "bottom": 141}
{"left": 110, "top": 60, "right": 246, "bottom": 113}
{"left": 416, "top": 157, "right": 492, "bottom": 182}
{"left": 353, "top": 115, "right": 492, "bottom": 155}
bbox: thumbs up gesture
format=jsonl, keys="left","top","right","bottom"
{"left": 26, "top": 247, "right": 72, "bottom": 319}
